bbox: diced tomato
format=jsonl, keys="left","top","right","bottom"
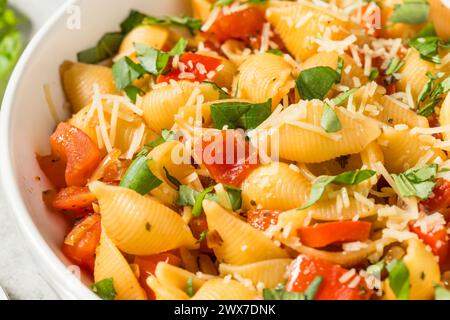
{"left": 52, "top": 186, "right": 96, "bottom": 218}
{"left": 420, "top": 179, "right": 450, "bottom": 221}
{"left": 385, "top": 83, "right": 397, "bottom": 95}
{"left": 205, "top": 6, "right": 266, "bottom": 43}
{"left": 286, "top": 255, "right": 372, "bottom": 300}
{"left": 410, "top": 221, "right": 449, "bottom": 266}
{"left": 297, "top": 221, "right": 372, "bottom": 248}
{"left": 189, "top": 215, "right": 211, "bottom": 253}
{"left": 62, "top": 214, "right": 101, "bottom": 272}
{"left": 134, "top": 252, "right": 181, "bottom": 300}
{"left": 247, "top": 209, "right": 280, "bottom": 231}
{"left": 50, "top": 122, "right": 102, "bottom": 187}
{"left": 157, "top": 53, "right": 222, "bottom": 84}
{"left": 197, "top": 130, "right": 260, "bottom": 187}
{"left": 429, "top": 114, "right": 443, "bottom": 140}
{"left": 350, "top": 2, "right": 382, "bottom": 37}
{"left": 36, "top": 154, "right": 67, "bottom": 188}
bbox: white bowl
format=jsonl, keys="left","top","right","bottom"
{"left": 0, "top": 0, "right": 191, "bottom": 300}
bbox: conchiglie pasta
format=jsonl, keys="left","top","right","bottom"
{"left": 428, "top": 0, "right": 450, "bottom": 40}
{"left": 154, "top": 262, "right": 206, "bottom": 293}
{"left": 242, "top": 162, "right": 310, "bottom": 211}
{"left": 94, "top": 228, "right": 147, "bottom": 300}
{"left": 203, "top": 200, "right": 289, "bottom": 265}
{"left": 219, "top": 259, "right": 292, "bottom": 288}
{"left": 378, "top": 128, "right": 446, "bottom": 173}
{"left": 274, "top": 101, "right": 381, "bottom": 163}
{"left": 221, "top": 40, "right": 251, "bottom": 67}
{"left": 118, "top": 25, "right": 170, "bottom": 59}
{"left": 265, "top": 1, "right": 354, "bottom": 62}
{"left": 191, "top": 279, "right": 257, "bottom": 300}
{"left": 233, "top": 53, "right": 295, "bottom": 108}
{"left": 191, "top": 0, "right": 213, "bottom": 21}
{"left": 146, "top": 276, "right": 190, "bottom": 300}
{"left": 142, "top": 81, "right": 219, "bottom": 133}
{"left": 60, "top": 61, "right": 116, "bottom": 113}
{"left": 197, "top": 50, "right": 236, "bottom": 89}
{"left": 89, "top": 181, "right": 197, "bottom": 255}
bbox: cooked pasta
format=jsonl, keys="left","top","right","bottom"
{"left": 38, "top": 0, "right": 450, "bottom": 301}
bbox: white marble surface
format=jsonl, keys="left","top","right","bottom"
{"left": 0, "top": 0, "right": 67, "bottom": 300}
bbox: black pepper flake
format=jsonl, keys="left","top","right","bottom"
{"left": 145, "top": 222, "right": 151, "bottom": 232}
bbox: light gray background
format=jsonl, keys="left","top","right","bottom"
{"left": 0, "top": 0, "right": 67, "bottom": 300}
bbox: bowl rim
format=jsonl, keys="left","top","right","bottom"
{"left": 0, "top": 0, "right": 97, "bottom": 300}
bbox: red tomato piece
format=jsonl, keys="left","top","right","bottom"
{"left": 197, "top": 130, "right": 260, "bottom": 187}
{"left": 157, "top": 53, "right": 222, "bottom": 84}
{"left": 247, "top": 209, "right": 280, "bottom": 231}
{"left": 189, "top": 215, "right": 211, "bottom": 253}
{"left": 134, "top": 252, "right": 182, "bottom": 300}
{"left": 350, "top": 2, "right": 381, "bottom": 37}
{"left": 297, "top": 221, "right": 372, "bottom": 248}
{"left": 410, "top": 221, "right": 449, "bottom": 266}
{"left": 286, "top": 255, "right": 372, "bottom": 300}
{"left": 50, "top": 122, "right": 102, "bottom": 187}
{"left": 420, "top": 179, "right": 450, "bottom": 221}
{"left": 205, "top": 6, "right": 266, "bottom": 43}
{"left": 52, "top": 186, "right": 96, "bottom": 218}
{"left": 62, "top": 214, "right": 101, "bottom": 272}
{"left": 36, "top": 154, "right": 67, "bottom": 188}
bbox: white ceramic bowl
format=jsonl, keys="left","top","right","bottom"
{"left": 0, "top": 0, "right": 191, "bottom": 300}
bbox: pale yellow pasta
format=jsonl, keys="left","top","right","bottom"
{"left": 94, "top": 228, "right": 147, "bottom": 300}
{"left": 233, "top": 53, "right": 295, "bottom": 108}
{"left": 274, "top": 101, "right": 381, "bottom": 163}
{"left": 429, "top": 0, "right": 450, "bottom": 40}
{"left": 61, "top": 61, "right": 116, "bottom": 113}
{"left": 383, "top": 239, "right": 441, "bottom": 300}
{"left": 301, "top": 52, "right": 368, "bottom": 89}
{"left": 266, "top": 1, "right": 354, "bottom": 62}
{"left": 154, "top": 262, "right": 206, "bottom": 293}
{"left": 378, "top": 128, "right": 446, "bottom": 173}
{"left": 219, "top": 259, "right": 292, "bottom": 288}
{"left": 203, "top": 200, "right": 289, "bottom": 265}
{"left": 142, "top": 81, "right": 219, "bottom": 133}
{"left": 191, "top": 0, "right": 213, "bottom": 21}
{"left": 191, "top": 279, "right": 257, "bottom": 300}
{"left": 241, "top": 162, "right": 310, "bottom": 211}
{"left": 306, "top": 198, "right": 378, "bottom": 221}
{"left": 306, "top": 153, "right": 363, "bottom": 176}
{"left": 220, "top": 40, "right": 251, "bottom": 67}
{"left": 89, "top": 181, "right": 197, "bottom": 255}
{"left": 439, "top": 92, "right": 450, "bottom": 142}
{"left": 118, "top": 25, "right": 170, "bottom": 59}
{"left": 146, "top": 276, "right": 190, "bottom": 300}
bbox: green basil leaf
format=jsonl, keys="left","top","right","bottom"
{"left": 332, "top": 87, "right": 359, "bottom": 106}
{"left": 299, "top": 169, "right": 376, "bottom": 209}
{"left": 304, "top": 276, "right": 323, "bottom": 300}
{"left": 414, "top": 22, "right": 437, "bottom": 39}
{"left": 418, "top": 78, "right": 433, "bottom": 103}
{"left": 192, "top": 186, "right": 215, "bottom": 217}
{"left": 263, "top": 284, "right": 307, "bottom": 300}
{"left": 224, "top": 185, "right": 242, "bottom": 211}
{"left": 392, "top": 164, "right": 437, "bottom": 199}
{"left": 385, "top": 58, "right": 405, "bottom": 76}
{"left": 430, "top": 77, "right": 450, "bottom": 100}
{"left": 403, "top": 163, "right": 438, "bottom": 183}
{"left": 177, "top": 185, "right": 218, "bottom": 207}
{"left": 77, "top": 32, "right": 124, "bottom": 64}
{"left": 135, "top": 42, "right": 170, "bottom": 75}
{"left": 369, "top": 68, "right": 380, "bottom": 81}
{"left": 390, "top": 0, "right": 429, "bottom": 24}
{"left": 210, "top": 99, "right": 272, "bottom": 130}
{"left": 186, "top": 277, "right": 194, "bottom": 297}
{"left": 112, "top": 56, "right": 146, "bottom": 90}
{"left": 434, "top": 284, "right": 450, "bottom": 300}
{"left": 267, "top": 48, "right": 284, "bottom": 56}
{"left": 417, "top": 98, "right": 440, "bottom": 116}
{"left": 163, "top": 166, "right": 182, "bottom": 190}
{"left": 320, "top": 103, "right": 342, "bottom": 133}
{"left": 169, "top": 38, "right": 188, "bottom": 56}
{"left": 123, "top": 85, "right": 143, "bottom": 103}
{"left": 335, "top": 57, "right": 344, "bottom": 83}
{"left": 147, "top": 129, "right": 175, "bottom": 148}
{"left": 410, "top": 37, "right": 441, "bottom": 64}
{"left": 91, "top": 278, "right": 117, "bottom": 300}
{"left": 367, "top": 260, "right": 385, "bottom": 278}
{"left": 196, "top": 228, "right": 208, "bottom": 244}
{"left": 203, "top": 81, "right": 231, "bottom": 99}
{"left": 119, "top": 156, "right": 163, "bottom": 195}
{"left": 296, "top": 66, "right": 340, "bottom": 100}
{"left": 120, "top": 10, "right": 148, "bottom": 34}
{"left": 386, "top": 259, "right": 410, "bottom": 300}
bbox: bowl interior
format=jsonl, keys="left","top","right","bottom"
{"left": 1, "top": 0, "right": 191, "bottom": 299}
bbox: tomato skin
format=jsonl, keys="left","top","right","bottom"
{"left": 286, "top": 255, "right": 372, "bottom": 300}
{"left": 62, "top": 214, "right": 101, "bottom": 272}
{"left": 420, "top": 179, "right": 450, "bottom": 221}
{"left": 134, "top": 252, "right": 181, "bottom": 300}
{"left": 50, "top": 122, "right": 102, "bottom": 187}
{"left": 206, "top": 6, "right": 266, "bottom": 43}
{"left": 247, "top": 209, "right": 280, "bottom": 231}
{"left": 189, "top": 215, "right": 211, "bottom": 253}
{"left": 52, "top": 186, "right": 96, "bottom": 218}
{"left": 36, "top": 154, "right": 67, "bottom": 188}
{"left": 297, "top": 221, "right": 372, "bottom": 248}
{"left": 197, "top": 130, "right": 260, "bottom": 187}
{"left": 157, "top": 53, "right": 222, "bottom": 84}
{"left": 410, "top": 222, "right": 449, "bottom": 266}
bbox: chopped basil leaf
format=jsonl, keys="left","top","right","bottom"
{"left": 169, "top": 37, "right": 188, "bottom": 56}
{"left": 112, "top": 56, "right": 146, "bottom": 90}
{"left": 77, "top": 32, "right": 124, "bottom": 64}
{"left": 369, "top": 68, "right": 379, "bottom": 81}
{"left": 263, "top": 284, "right": 307, "bottom": 300}
{"left": 390, "top": 0, "right": 429, "bottom": 24}
{"left": 123, "top": 85, "right": 143, "bottom": 103}
{"left": 120, "top": 156, "right": 163, "bottom": 195}
{"left": 410, "top": 36, "right": 441, "bottom": 64}
{"left": 267, "top": 48, "right": 284, "bottom": 56}
{"left": 196, "top": 228, "right": 208, "bottom": 244}
{"left": 296, "top": 66, "right": 340, "bottom": 100}
{"left": 224, "top": 185, "right": 242, "bottom": 211}
{"left": 186, "top": 277, "right": 194, "bottom": 297}
{"left": 304, "top": 276, "right": 323, "bottom": 300}
{"left": 367, "top": 260, "right": 385, "bottom": 278}
{"left": 147, "top": 129, "right": 175, "bottom": 148}
{"left": 417, "top": 98, "right": 441, "bottom": 116}
{"left": 120, "top": 10, "right": 147, "bottom": 34}
{"left": 386, "top": 259, "right": 410, "bottom": 300}
{"left": 430, "top": 77, "right": 450, "bottom": 100}
{"left": 299, "top": 169, "right": 376, "bottom": 209}
{"left": 135, "top": 42, "right": 170, "bottom": 75}
{"left": 434, "top": 284, "right": 450, "bottom": 300}
{"left": 203, "top": 81, "right": 230, "bottom": 99}
{"left": 335, "top": 57, "right": 344, "bottom": 83}
{"left": 210, "top": 99, "right": 272, "bottom": 130}
{"left": 385, "top": 58, "right": 405, "bottom": 76}
{"left": 192, "top": 186, "right": 215, "bottom": 217}
{"left": 418, "top": 78, "right": 433, "bottom": 103}
{"left": 320, "top": 102, "right": 342, "bottom": 133}
{"left": 392, "top": 164, "right": 438, "bottom": 199}
{"left": 332, "top": 87, "right": 359, "bottom": 106}
{"left": 414, "top": 22, "right": 437, "bottom": 39}
{"left": 177, "top": 185, "right": 200, "bottom": 206}
{"left": 91, "top": 278, "right": 117, "bottom": 300}
{"left": 163, "top": 166, "right": 182, "bottom": 190}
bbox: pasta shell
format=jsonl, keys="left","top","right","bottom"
{"left": 191, "top": 279, "right": 257, "bottom": 300}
